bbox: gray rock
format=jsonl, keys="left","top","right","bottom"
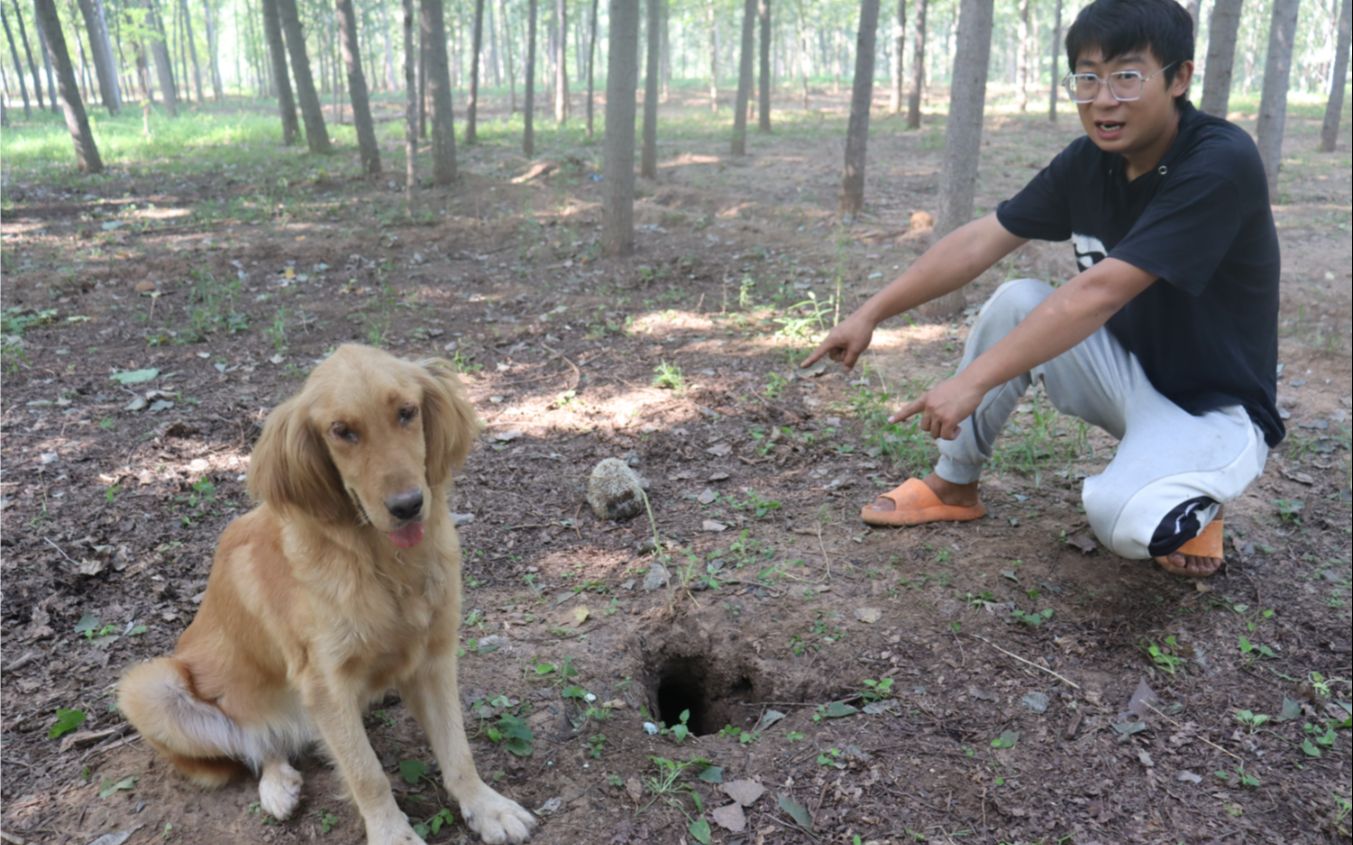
{"left": 1021, "top": 691, "right": 1050, "bottom": 714}
{"left": 586, "top": 458, "right": 647, "bottom": 521}
{"left": 642, "top": 562, "right": 671, "bottom": 592}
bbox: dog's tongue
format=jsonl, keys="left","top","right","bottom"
{"left": 389, "top": 521, "right": 425, "bottom": 549}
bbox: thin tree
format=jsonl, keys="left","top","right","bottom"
{"left": 465, "top": 0, "right": 483, "bottom": 143}
{"left": 1015, "top": 0, "right": 1028, "bottom": 112}
{"left": 1199, "top": 0, "right": 1241, "bottom": 116}
{"left": 501, "top": 0, "right": 515, "bottom": 112}
{"left": 144, "top": 0, "right": 177, "bottom": 114}
{"left": 730, "top": 0, "right": 753, "bottom": 154}
{"left": 336, "top": 0, "right": 380, "bottom": 173}
{"left": 1048, "top": 0, "right": 1061, "bottom": 122}
{"left": 403, "top": 0, "right": 416, "bottom": 200}
{"left": 261, "top": 0, "right": 298, "bottom": 144}
{"left": 1256, "top": 0, "right": 1300, "bottom": 193}
{"left": 585, "top": 0, "right": 597, "bottom": 137}
{"left": 840, "top": 0, "right": 880, "bottom": 219}
{"left": 37, "top": 2, "right": 55, "bottom": 109}
{"left": 888, "top": 0, "right": 904, "bottom": 113}
{"left": 602, "top": 0, "right": 639, "bottom": 256}
{"left": 277, "top": 0, "right": 329, "bottom": 152}
{"left": 791, "top": 0, "right": 809, "bottom": 107}
{"left": 524, "top": 0, "right": 537, "bottom": 154}
{"left": 33, "top": 0, "right": 101, "bottom": 170}
{"left": 177, "top": 0, "right": 202, "bottom": 102}
{"left": 641, "top": 0, "right": 659, "bottom": 177}
{"left": 905, "top": 0, "right": 925, "bottom": 128}
{"left": 420, "top": 0, "right": 455, "bottom": 182}
{"left": 1322, "top": 0, "right": 1351, "bottom": 151}
{"left": 12, "top": 0, "right": 45, "bottom": 108}
{"left": 75, "top": 0, "right": 119, "bottom": 112}
{"left": 706, "top": 0, "right": 717, "bottom": 111}
{"left": 553, "top": 0, "right": 567, "bottom": 122}
{"left": 201, "top": 0, "right": 222, "bottom": 99}
{"left": 757, "top": 0, "right": 770, "bottom": 130}
{"left": 925, "top": 0, "right": 993, "bottom": 318}
{"left": 2, "top": 1, "right": 31, "bottom": 114}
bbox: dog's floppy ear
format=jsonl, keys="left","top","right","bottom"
{"left": 418, "top": 358, "right": 482, "bottom": 486}
{"left": 247, "top": 395, "right": 355, "bottom": 523}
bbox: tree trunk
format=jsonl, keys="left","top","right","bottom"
{"left": 144, "top": 0, "right": 177, "bottom": 113}
{"left": 336, "top": 0, "right": 380, "bottom": 173}
{"left": 926, "top": 0, "right": 992, "bottom": 318}
{"left": 524, "top": 0, "right": 536, "bottom": 154}
{"left": 486, "top": 0, "right": 499, "bottom": 87}
{"left": 1015, "top": 0, "right": 1028, "bottom": 112}
{"left": 730, "top": 0, "right": 753, "bottom": 154}
{"left": 75, "top": 0, "right": 118, "bottom": 112}
{"left": 261, "top": 0, "right": 298, "bottom": 144}
{"left": 792, "top": 0, "right": 808, "bottom": 108}
{"left": 501, "top": 0, "right": 514, "bottom": 112}
{"left": 171, "top": 0, "right": 188, "bottom": 102}
{"left": 1199, "top": 0, "right": 1242, "bottom": 116}
{"left": 466, "top": 0, "right": 483, "bottom": 143}
{"left": 201, "top": 0, "right": 222, "bottom": 100}
{"left": 403, "top": 0, "right": 416, "bottom": 200}
{"left": 585, "top": 0, "right": 597, "bottom": 137}
{"left": 1048, "top": 0, "right": 1060, "bottom": 122}
{"left": 553, "top": 0, "right": 567, "bottom": 122}
{"left": 602, "top": 0, "right": 639, "bottom": 256}
{"left": 756, "top": 0, "right": 770, "bottom": 131}
{"left": 3, "top": 1, "right": 31, "bottom": 114}
{"left": 839, "top": 0, "right": 879, "bottom": 219}
{"left": 906, "top": 0, "right": 925, "bottom": 128}
{"left": 1256, "top": 0, "right": 1300, "bottom": 194}
{"left": 33, "top": 0, "right": 101, "bottom": 170}
{"left": 419, "top": 0, "right": 455, "bottom": 182}
{"left": 1322, "top": 0, "right": 1351, "bottom": 151}
{"left": 706, "top": 0, "right": 716, "bottom": 111}
{"left": 889, "top": 0, "right": 904, "bottom": 113}
{"left": 276, "top": 0, "right": 329, "bottom": 152}
{"left": 13, "top": 0, "right": 45, "bottom": 108}
{"left": 177, "top": 0, "right": 202, "bottom": 102}
{"left": 641, "top": 0, "right": 659, "bottom": 177}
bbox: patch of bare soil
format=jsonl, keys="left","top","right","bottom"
{"left": 3, "top": 94, "right": 1350, "bottom": 845}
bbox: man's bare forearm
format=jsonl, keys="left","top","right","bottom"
{"left": 855, "top": 214, "right": 1027, "bottom": 327}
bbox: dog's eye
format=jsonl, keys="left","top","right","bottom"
{"left": 398, "top": 405, "right": 418, "bottom": 426}
{"left": 330, "top": 422, "right": 359, "bottom": 443}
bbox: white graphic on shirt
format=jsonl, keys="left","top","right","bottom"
{"left": 1072, "top": 233, "right": 1107, "bottom": 271}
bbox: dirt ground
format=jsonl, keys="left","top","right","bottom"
{"left": 2, "top": 90, "right": 1351, "bottom": 845}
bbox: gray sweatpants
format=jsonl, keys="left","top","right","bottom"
{"left": 934, "top": 279, "right": 1269, "bottom": 560}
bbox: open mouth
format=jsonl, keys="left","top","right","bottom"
{"left": 1095, "top": 120, "right": 1125, "bottom": 135}
{"left": 388, "top": 520, "right": 425, "bottom": 549}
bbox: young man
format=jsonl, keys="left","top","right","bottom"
{"left": 802, "top": 0, "right": 1282, "bottom": 578}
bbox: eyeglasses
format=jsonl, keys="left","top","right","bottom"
{"left": 1062, "top": 62, "right": 1177, "bottom": 103}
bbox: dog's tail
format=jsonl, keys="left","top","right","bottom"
{"left": 118, "top": 657, "right": 250, "bottom": 787}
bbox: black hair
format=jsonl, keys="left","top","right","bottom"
{"left": 1065, "top": 0, "right": 1194, "bottom": 97}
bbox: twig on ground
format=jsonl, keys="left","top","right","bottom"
{"left": 1142, "top": 701, "right": 1243, "bottom": 763}
{"left": 541, "top": 343, "right": 582, "bottom": 392}
{"left": 815, "top": 521, "right": 831, "bottom": 579}
{"left": 972, "top": 634, "right": 1082, "bottom": 690}
{"left": 42, "top": 538, "right": 80, "bottom": 568}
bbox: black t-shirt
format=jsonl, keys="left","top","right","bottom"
{"left": 996, "top": 101, "right": 1284, "bottom": 446}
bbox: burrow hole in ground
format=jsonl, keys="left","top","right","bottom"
{"left": 641, "top": 626, "right": 826, "bottom": 736}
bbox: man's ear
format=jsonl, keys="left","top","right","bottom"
{"left": 1170, "top": 59, "right": 1195, "bottom": 99}
{"left": 418, "top": 359, "right": 482, "bottom": 487}
{"left": 247, "top": 395, "right": 355, "bottom": 523}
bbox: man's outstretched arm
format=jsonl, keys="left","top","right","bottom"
{"left": 894, "top": 256, "right": 1158, "bottom": 440}
{"left": 801, "top": 214, "right": 1027, "bottom": 370}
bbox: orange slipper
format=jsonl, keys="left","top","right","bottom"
{"left": 1157, "top": 518, "right": 1224, "bottom": 577}
{"left": 861, "top": 478, "right": 986, "bottom": 527}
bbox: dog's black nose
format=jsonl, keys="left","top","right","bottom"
{"left": 385, "top": 489, "right": 424, "bottom": 521}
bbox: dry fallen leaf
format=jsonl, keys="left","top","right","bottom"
{"left": 722, "top": 779, "right": 766, "bottom": 807}
{"left": 711, "top": 802, "right": 747, "bottom": 833}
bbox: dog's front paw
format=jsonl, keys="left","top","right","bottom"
{"left": 461, "top": 786, "right": 536, "bottom": 844}
{"left": 258, "top": 761, "right": 303, "bottom": 820}
{"left": 364, "top": 811, "right": 426, "bottom": 845}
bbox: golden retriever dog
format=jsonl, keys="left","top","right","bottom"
{"left": 118, "top": 344, "right": 536, "bottom": 845}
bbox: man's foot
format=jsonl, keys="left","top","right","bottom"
{"left": 1154, "top": 517, "right": 1224, "bottom": 578}
{"left": 861, "top": 476, "right": 985, "bottom": 526}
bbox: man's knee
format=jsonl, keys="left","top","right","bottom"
{"left": 976, "top": 279, "right": 1055, "bottom": 331}
{"left": 1083, "top": 477, "right": 1220, "bottom": 560}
